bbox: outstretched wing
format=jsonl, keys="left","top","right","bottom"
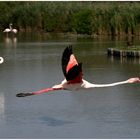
{"left": 61, "top": 46, "right": 83, "bottom": 83}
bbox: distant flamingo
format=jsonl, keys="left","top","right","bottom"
{"left": 0, "top": 57, "right": 4, "bottom": 64}
{"left": 3, "top": 23, "right": 12, "bottom": 33}
{"left": 16, "top": 46, "right": 140, "bottom": 97}
{"left": 3, "top": 23, "right": 18, "bottom": 34}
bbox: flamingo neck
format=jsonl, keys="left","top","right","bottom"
{"left": 92, "top": 81, "right": 128, "bottom": 88}
{"left": 82, "top": 79, "right": 128, "bottom": 89}
{"left": 9, "top": 25, "right": 12, "bottom": 31}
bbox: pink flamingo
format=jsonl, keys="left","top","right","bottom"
{"left": 16, "top": 46, "right": 140, "bottom": 97}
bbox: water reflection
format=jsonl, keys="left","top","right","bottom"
{"left": 108, "top": 55, "right": 140, "bottom": 64}
{"left": 0, "top": 34, "right": 139, "bottom": 138}
{"left": 4, "top": 37, "right": 17, "bottom": 47}
{"left": 0, "top": 94, "right": 5, "bottom": 120}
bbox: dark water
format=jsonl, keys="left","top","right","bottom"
{"left": 0, "top": 33, "right": 139, "bottom": 138}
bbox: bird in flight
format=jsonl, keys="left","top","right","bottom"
{"left": 16, "top": 46, "right": 140, "bottom": 97}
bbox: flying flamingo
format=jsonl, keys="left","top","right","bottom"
{"left": 16, "top": 46, "right": 140, "bottom": 97}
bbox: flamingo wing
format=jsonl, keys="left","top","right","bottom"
{"left": 12, "top": 29, "right": 18, "bottom": 34}
{"left": 3, "top": 28, "right": 10, "bottom": 32}
{"left": 61, "top": 46, "right": 83, "bottom": 83}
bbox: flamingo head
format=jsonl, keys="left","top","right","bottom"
{"left": 127, "top": 77, "right": 140, "bottom": 83}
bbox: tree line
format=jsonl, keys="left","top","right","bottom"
{"left": 1, "top": 1, "right": 140, "bottom": 36}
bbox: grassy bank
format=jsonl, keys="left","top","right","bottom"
{"left": 1, "top": 1, "right": 140, "bottom": 36}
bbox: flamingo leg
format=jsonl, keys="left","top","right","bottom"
{"left": 16, "top": 87, "right": 63, "bottom": 97}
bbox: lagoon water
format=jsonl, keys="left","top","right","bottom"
{"left": 0, "top": 33, "right": 139, "bottom": 138}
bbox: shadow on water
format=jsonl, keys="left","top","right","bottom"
{"left": 40, "top": 116, "right": 74, "bottom": 126}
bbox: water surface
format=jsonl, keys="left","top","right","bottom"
{"left": 0, "top": 33, "right": 139, "bottom": 138}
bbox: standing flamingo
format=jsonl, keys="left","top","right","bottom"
{"left": 3, "top": 24, "right": 11, "bottom": 33}
{"left": 0, "top": 57, "right": 4, "bottom": 64}
{"left": 3, "top": 23, "right": 18, "bottom": 34}
{"left": 16, "top": 46, "right": 140, "bottom": 97}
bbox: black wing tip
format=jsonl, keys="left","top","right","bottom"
{"left": 62, "top": 45, "right": 78, "bottom": 80}
{"left": 78, "top": 63, "right": 82, "bottom": 71}
{"left": 64, "top": 45, "right": 73, "bottom": 54}
{"left": 68, "top": 45, "right": 72, "bottom": 50}
{"left": 62, "top": 45, "right": 73, "bottom": 63}
{"left": 67, "top": 45, "right": 72, "bottom": 49}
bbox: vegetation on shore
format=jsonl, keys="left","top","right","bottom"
{"left": 1, "top": 1, "right": 140, "bottom": 36}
